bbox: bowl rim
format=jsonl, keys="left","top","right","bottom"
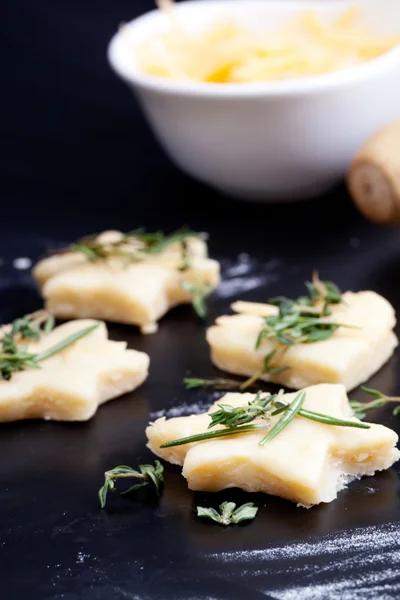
{"left": 107, "top": 0, "right": 400, "bottom": 98}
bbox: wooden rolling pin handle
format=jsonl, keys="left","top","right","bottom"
{"left": 347, "top": 118, "right": 400, "bottom": 224}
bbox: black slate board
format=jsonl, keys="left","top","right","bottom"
{"left": 2, "top": 1, "right": 400, "bottom": 598}
{"left": 1, "top": 227, "right": 400, "bottom": 600}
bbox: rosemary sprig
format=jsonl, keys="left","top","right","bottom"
{"left": 98, "top": 461, "right": 164, "bottom": 508}
{"left": 0, "top": 317, "right": 98, "bottom": 380}
{"left": 160, "top": 391, "right": 369, "bottom": 448}
{"left": 184, "top": 377, "right": 248, "bottom": 390}
{"left": 34, "top": 324, "right": 99, "bottom": 362}
{"left": 181, "top": 281, "right": 213, "bottom": 318}
{"left": 258, "top": 273, "right": 347, "bottom": 347}
{"left": 159, "top": 424, "right": 269, "bottom": 448}
{"left": 197, "top": 501, "right": 258, "bottom": 526}
{"left": 259, "top": 391, "right": 305, "bottom": 445}
{"left": 256, "top": 314, "right": 354, "bottom": 348}
{"left": 350, "top": 386, "right": 400, "bottom": 419}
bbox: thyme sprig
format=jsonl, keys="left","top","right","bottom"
{"left": 0, "top": 313, "right": 98, "bottom": 380}
{"left": 197, "top": 501, "right": 258, "bottom": 525}
{"left": 350, "top": 386, "right": 400, "bottom": 419}
{"left": 183, "top": 353, "right": 286, "bottom": 394}
{"left": 160, "top": 390, "right": 369, "bottom": 449}
{"left": 4, "top": 310, "right": 55, "bottom": 341}
{"left": 98, "top": 461, "right": 164, "bottom": 508}
{"left": 160, "top": 424, "right": 269, "bottom": 447}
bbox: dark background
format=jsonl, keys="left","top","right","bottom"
{"left": 2, "top": 1, "right": 400, "bottom": 599}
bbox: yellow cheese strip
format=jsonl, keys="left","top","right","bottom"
{"left": 136, "top": 5, "right": 400, "bottom": 83}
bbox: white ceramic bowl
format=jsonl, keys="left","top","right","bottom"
{"left": 108, "top": 0, "right": 400, "bottom": 201}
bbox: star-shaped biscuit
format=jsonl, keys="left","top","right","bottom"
{"left": 33, "top": 232, "right": 220, "bottom": 334}
{"left": 206, "top": 291, "right": 398, "bottom": 391}
{"left": 0, "top": 320, "right": 149, "bottom": 422}
{"left": 146, "top": 384, "right": 400, "bottom": 506}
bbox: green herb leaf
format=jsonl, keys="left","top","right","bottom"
{"left": 124, "top": 228, "right": 164, "bottom": 247}
{"left": 11, "top": 318, "right": 41, "bottom": 341}
{"left": 297, "top": 408, "right": 369, "bottom": 429}
{"left": 159, "top": 424, "right": 269, "bottom": 448}
{"left": 259, "top": 391, "right": 306, "bottom": 446}
{"left": 184, "top": 377, "right": 245, "bottom": 390}
{"left": 70, "top": 242, "right": 108, "bottom": 261}
{"left": 230, "top": 502, "right": 259, "bottom": 524}
{"left": 184, "top": 376, "right": 267, "bottom": 391}
{"left": 138, "top": 461, "right": 164, "bottom": 495}
{"left": 98, "top": 478, "right": 114, "bottom": 509}
{"left": 9, "top": 310, "right": 54, "bottom": 341}
{"left": 262, "top": 350, "right": 288, "bottom": 375}
{"left": 181, "top": 281, "right": 213, "bottom": 319}
{"left": 99, "top": 461, "right": 164, "bottom": 508}
{"left": 44, "top": 315, "right": 55, "bottom": 334}
{"left": 197, "top": 501, "right": 258, "bottom": 526}
{"left": 360, "top": 386, "right": 385, "bottom": 399}
{"left": 196, "top": 506, "right": 222, "bottom": 523}
{"left": 34, "top": 324, "right": 99, "bottom": 362}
